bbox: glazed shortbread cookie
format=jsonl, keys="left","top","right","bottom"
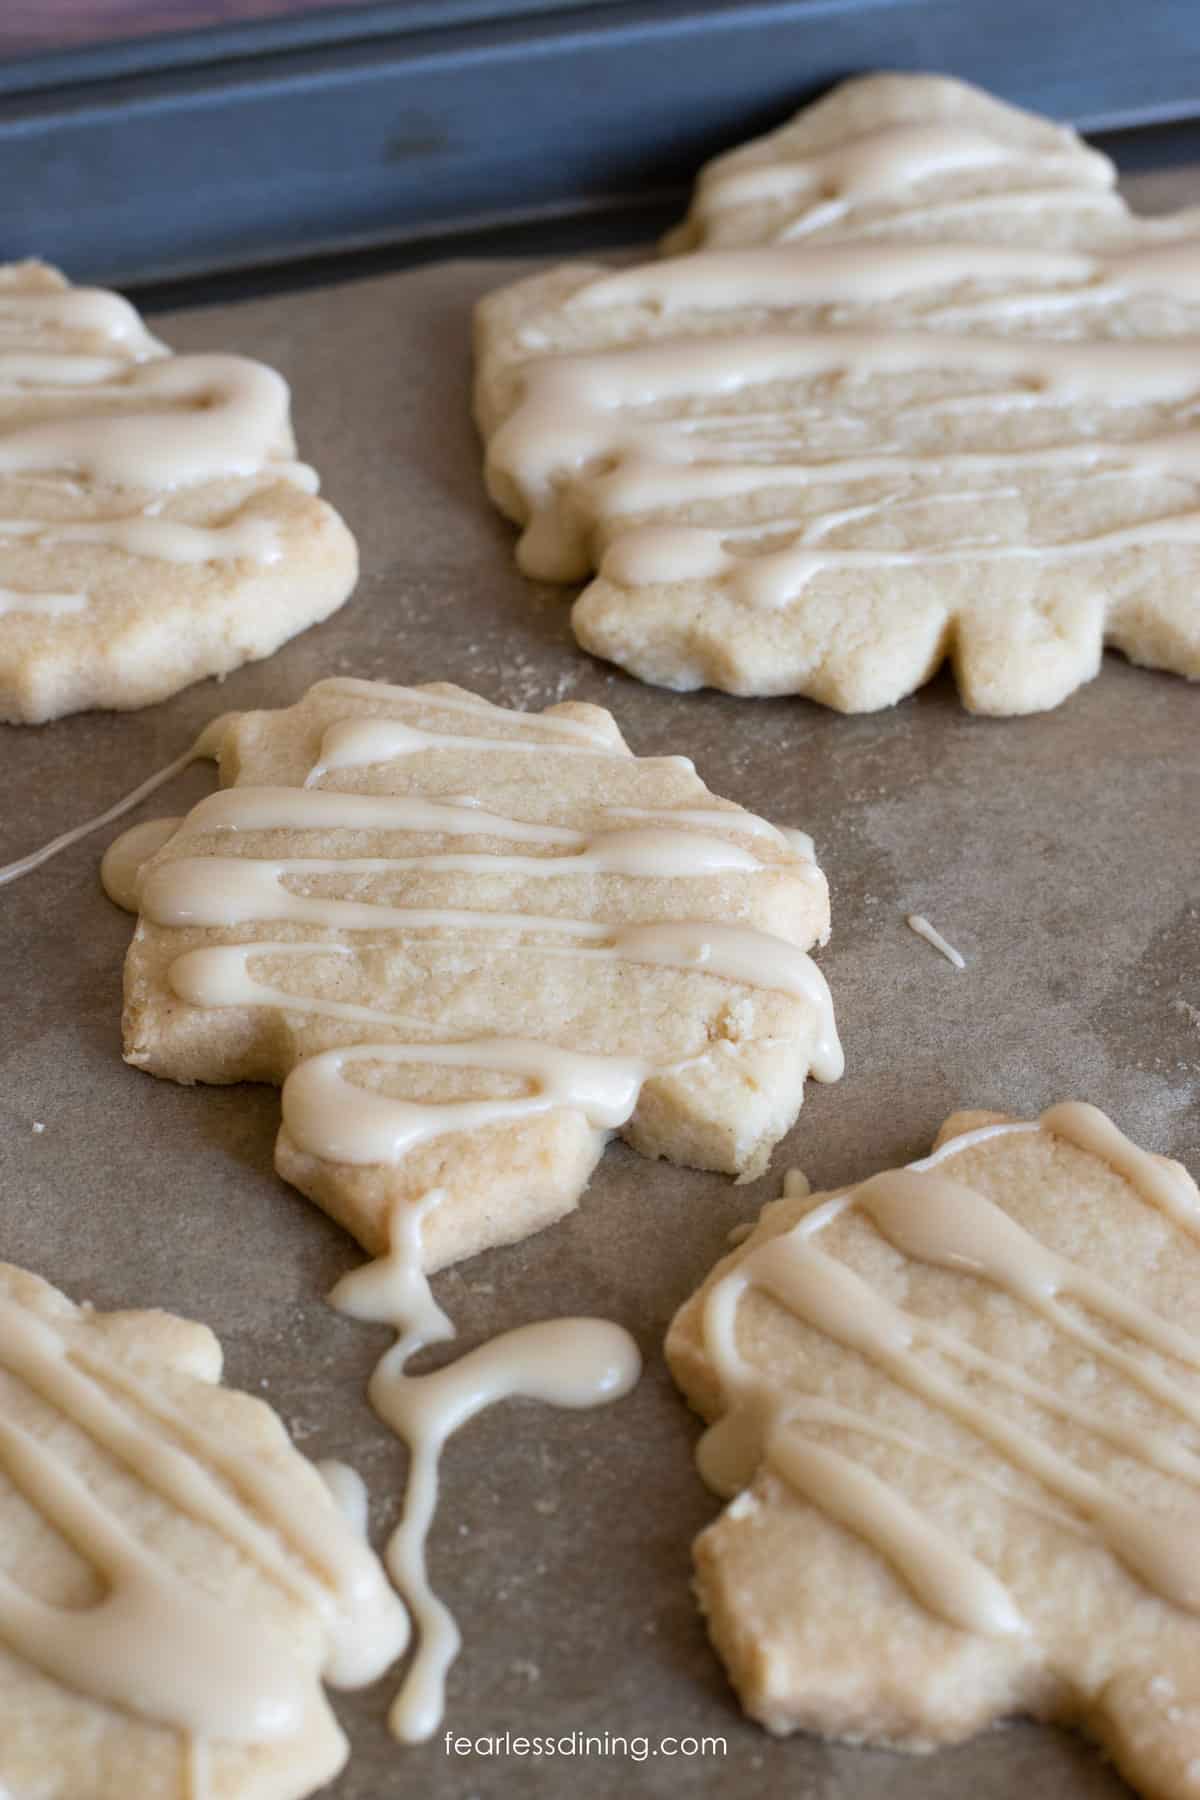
{"left": 120, "top": 676, "right": 841, "bottom": 1270}
{"left": 477, "top": 75, "right": 1200, "bottom": 713}
{"left": 0, "top": 1258, "right": 407, "bottom": 1800}
{"left": 666, "top": 1104, "right": 1200, "bottom": 1797}
{"left": 662, "top": 71, "right": 1118, "bottom": 252}
{"left": 0, "top": 262, "right": 357, "bottom": 723}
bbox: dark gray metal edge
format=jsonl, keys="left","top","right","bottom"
{"left": 0, "top": 0, "right": 636, "bottom": 98}
{"left": 3, "top": 0, "right": 1200, "bottom": 289}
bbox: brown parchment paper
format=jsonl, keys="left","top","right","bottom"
{"left": 1, "top": 191, "right": 1198, "bottom": 1800}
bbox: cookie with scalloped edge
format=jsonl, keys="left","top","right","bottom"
{"left": 666, "top": 1102, "right": 1200, "bottom": 1799}
{"left": 119, "top": 675, "right": 840, "bottom": 1271}
{"left": 476, "top": 74, "right": 1200, "bottom": 714}
{"left": 0, "top": 1257, "right": 407, "bottom": 1800}
{"left": 0, "top": 261, "right": 356, "bottom": 723}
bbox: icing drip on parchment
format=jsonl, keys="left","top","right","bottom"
{"left": 697, "top": 1103, "right": 1200, "bottom": 1638}
{"left": 330, "top": 1189, "right": 641, "bottom": 1741}
{"left": 0, "top": 1277, "right": 407, "bottom": 1787}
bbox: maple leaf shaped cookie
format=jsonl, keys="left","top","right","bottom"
{"left": 121, "top": 677, "right": 840, "bottom": 1270}
{"left": 0, "top": 1259, "right": 406, "bottom": 1799}
{"left": 666, "top": 1103, "right": 1200, "bottom": 1798}
{"left": 476, "top": 75, "right": 1200, "bottom": 714}
{"left": 0, "top": 261, "right": 356, "bottom": 723}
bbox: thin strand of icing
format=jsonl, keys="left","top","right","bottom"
{"left": 310, "top": 676, "right": 617, "bottom": 745}
{"left": 329, "top": 1190, "right": 641, "bottom": 1742}
{"left": 182, "top": 785, "right": 582, "bottom": 844}
{"left": 0, "top": 513, "right": 282, "bottom": 566}
{"left": 689, "top": 123, "right": 1112, "bottom": 222}
{"left": 696, "top": 1111, "right": 1200, "bottom": 1639}
{"left": 0, "top": 724, "right": 223, "bottom": 889}
{"left": 776, "top": 184, "right": 1123, "bottom": 243}
{"left": 0, "top": 353, "right": 132, "bottom": 387}
{"left": 600, "top": 509, "right": 1200, "bottom": 611}
{"left": 0, "top": 587, "right": 85, "bottom": 617}
{"left": 599, "top": 801, "right": 788, "bottom": 844}
{"left": 306, "top": 714, "right": 631, "bottom": 782}
{"left": 139, "top": 832, "right": 761, "bottom": 911}
{"left": 571, "top": 240, "right": 1200, "bottom": 316}
{"left": 0, "top": 286, "right": 166, "bottom": 354}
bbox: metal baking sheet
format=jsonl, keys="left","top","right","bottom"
{"left": 6, "top": 0, "right": 1200, "bottom": 287}
{"left": 1, "top": 190, "right": 1196, "bottom": 1796}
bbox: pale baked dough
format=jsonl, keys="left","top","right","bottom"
{"left": 666, "top": 1106, "right": 1200, "bottom": 1799}
{"left": 121, "top": 676, "right": 839, "bottom": 1271}
{"left": 0, "top": 262, "right": 357, "bottom": 723}
{"left": 476, "top": 74, "right": 1200, "bottom": 714}
{"left": 0, "top": 1258, "right": 406, "bottom": 1800}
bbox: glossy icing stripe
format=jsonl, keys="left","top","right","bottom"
{"left": 697, "top": 1107, "right": 1200, "bottom": 1637}
{"left": 329, "top": 1189, "right": 641, "bottom": 1741}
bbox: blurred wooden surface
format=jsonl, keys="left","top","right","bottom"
{"left": 1, "top": 0, "right": 376, "bottom": 56}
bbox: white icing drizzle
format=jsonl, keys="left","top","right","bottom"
{"left": 0, "top": 513, "right": 281, "bottom": 567}
{"left": 311, "top": 676, "right": 617, "bottom": 745}
{"left": 485, "top": 109, "right": 1200, "bottom": 623}
{"left": 0, "top": 586, "right": 85, "bottom": 617}
{"left": 687, "top": 121, "right": 1113, "bottom": 232}
{"left": 0, "top": 273, "right": 319, "bottom": 639}
{"left": 316, "top": 1461, "right": 370, "bottom": 1537}
{"left": 0, "top": 1280, "right": 407, "bottom": 1754}
{"left": 329, "top": 1189, "right": 641, "bottom": 1741}
{"left": 101, "top": 816, "right": 182, "bottom": 913}
{"left": 0, "top": 354, "right": 292, "bottom": 488}
{"left": 601, "top": 508, "right": 1200, "bottom": 612}
{"left": 570, "top": 241, "right": 1200, "bottom": 317}
{"left": 696, "top": 1105, "right": 1200, "bottom": 1639}
{"left": 282, "top": 1040, "right": 647, "bottom": 1167}
{"left": 0, "top": 718, "right": 225, "bottom": 890}
{"left": 128, "top": 684, "right": 840, "bottom": 1174}
{"left": 907, "top": 912, "right": 966, "bottom": 969}
{"left": 0, "top": 353, "right": 133, "bottom": 389}
{"left": 305, "top": 713, "right": 632, "bottom": 783}
{"left": 0, "top": 285, "right": 166, "bottom": 355}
